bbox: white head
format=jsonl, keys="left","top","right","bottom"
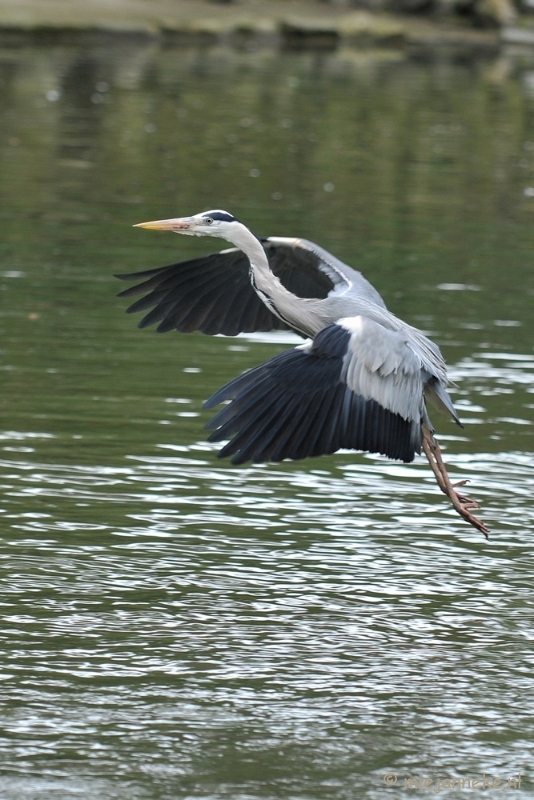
{"left": 134, "top": 209, "right": 243, "bottom": 241}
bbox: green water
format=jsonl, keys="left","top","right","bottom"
{"left": 0, "top": 39, "right": 533, "bottom": 799}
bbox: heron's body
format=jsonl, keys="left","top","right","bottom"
{"left": 118, "top": 209, "right": 488, "bottom": 536}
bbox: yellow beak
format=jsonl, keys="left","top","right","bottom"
{"left": 133, "top": 217, "right": 194, "bottom": 232}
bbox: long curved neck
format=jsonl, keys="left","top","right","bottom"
{"left": 227, "top": 223, "right": 319, "bottom": 337}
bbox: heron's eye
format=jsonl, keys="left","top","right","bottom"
{"left": 204, "top": 217, "right": 214, "bottom": 225}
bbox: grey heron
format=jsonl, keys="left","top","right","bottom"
{"left": 117, "top": 209, "right": 487, "bottom": 537}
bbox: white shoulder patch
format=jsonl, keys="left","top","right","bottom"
{"left": 338, "top": 316, "right": 365, "bottom": 335}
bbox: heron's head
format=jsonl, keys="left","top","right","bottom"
{"left": 134, "top": 210, "right": 239, "bottom": 240}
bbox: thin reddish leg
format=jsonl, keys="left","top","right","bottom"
{"left": 422, "top": 428, "right": 489, "bottom": 538}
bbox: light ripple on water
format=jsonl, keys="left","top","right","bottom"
{"left": 2, "top": 357, "right": 532, "bottom": 796}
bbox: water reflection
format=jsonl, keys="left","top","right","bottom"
{"left": 0, "top": 38, "right": 533, "bottom": 800}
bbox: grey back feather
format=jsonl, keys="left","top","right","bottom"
{"left": 334, "top": 317, "right": 424, "bottom": 423}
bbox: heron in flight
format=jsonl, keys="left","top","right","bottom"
{"left": 117, "top": 209, "right": 487, "bottom": 537}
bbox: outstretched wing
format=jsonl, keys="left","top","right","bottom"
{"left": 116, "top": 247, "right": 283, "bottom": 336}
{"left": 115, "top": 238, "right": 385, "bottom": 337}
{"left": 204, "top": 317, "right": 425, "bottom": 465}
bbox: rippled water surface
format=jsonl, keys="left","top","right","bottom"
{"left": 1, "top": 38, "right": 534, "bottom": 799}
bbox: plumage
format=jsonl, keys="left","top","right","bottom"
{"left": 117, "top": 249, "right": 288, "bottom": 335}
{"left": 115, "top": 237, "right": 385, "bottom": 337}
{"left": 203, "top": 324, "right": 422, "bottom": 464}
{"left": 120, "top": 208, "right": 488, "bottom": 537}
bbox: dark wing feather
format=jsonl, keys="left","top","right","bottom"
{"left": 116, "top": 240, "right": 340, "bottom": 337}
{"left": 266, "top": 237, "right": 387, "bottom": 308}
{"left": 265, "top": 241, "right": 335, "bottom": 299}
{"left": 204, "top": 324, "right": 423, "bottom": 465}
{"left": 117, "top": 250, "right": 285, "bottom": 336}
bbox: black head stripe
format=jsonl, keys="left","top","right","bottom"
{"left": 205, "top": 211, "right": 237, "bottom": 223}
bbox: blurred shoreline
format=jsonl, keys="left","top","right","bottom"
{"left": 0, "top": 0, "right": 518, "bottom": 53}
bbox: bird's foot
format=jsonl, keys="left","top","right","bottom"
{"left": 422, "top": 431, "right": 489, "bottom": 538}
{"left": 451, "top": 480, "right": 480, "bottom": 510}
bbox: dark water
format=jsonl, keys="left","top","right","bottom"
{"left": 1, "top": 38, "right": 534, "bottom": 799}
